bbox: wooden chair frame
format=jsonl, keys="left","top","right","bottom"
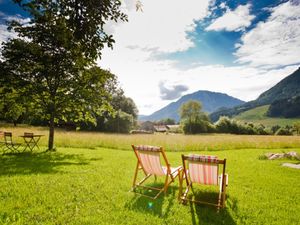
{"left": 131, "top": 144, "right": 182, "bottom": 200}
{"left": 0, "top": 131, "right": 8, "bottom": 154}
{"left": 179, "top": 154, "right": 228, "bottom": 211}
{"left": 4, "top": 132, "right": 22, "bottom": 153}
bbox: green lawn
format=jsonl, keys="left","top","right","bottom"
{"left": 234, "top": 105, "right": 300, "bottom": 127}
{"left": 0, "top": 147, "right": 299, "bottom": 224}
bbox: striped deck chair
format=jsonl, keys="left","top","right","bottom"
{"left": 179, "top": 154, "right": 228, "bottom": 210}
{"left": 131, "top": 144, "right": 182, "bottom": 199}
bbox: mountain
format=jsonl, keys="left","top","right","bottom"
{"left": 139, "top": 90, "right": 245, "bottom": 122}
{"left": 210, "top": 67, "right": 300, "bottom": 121}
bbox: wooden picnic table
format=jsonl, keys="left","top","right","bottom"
{"left": 20, "top": 134, "right": 44, "bottom": 152}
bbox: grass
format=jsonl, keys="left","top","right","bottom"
{"left": 0, "top": 147, "right": 299, "bottom": 225}
{"left": 1, "top": 125, "right": 300, "bottom": 151}
{"left": 234, "top": 105, "right": 300, "bottom": 127}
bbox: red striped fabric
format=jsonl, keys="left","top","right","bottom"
{"left": 188, "top": 155, "right": 219, "bottom": 185}
{"left": 187, "top": 154, "right": 218, "bottom": 163}
{"left": 138, "top": 151, "right": 165, "bottom": 176}
{"left": 135, "top": 145, "right": 161, "bottom": 152}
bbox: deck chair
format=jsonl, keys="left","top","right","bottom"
{"left": 179, "top": 154, "right": 228, "bottom": 210}
{"left": 131, "top": 144, "right": 182, "bottom": 199}
{"left": 4, "top": 132, "right": 22, "bottom": 153}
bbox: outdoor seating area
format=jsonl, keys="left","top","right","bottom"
{"left": 131, "top": 144, "right": 229, "bottom": 210}
{"left": 0, "top": 131, "right": 44, "bottom": 154}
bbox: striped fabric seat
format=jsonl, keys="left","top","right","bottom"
{"left": 138, "top": 150, "right": 165, "bottom": 176}
{"left": 135, "top": 145, "right": 161, "bottom": 152}
{"left": 131, "top": 144, "right": 182, "bottom": 199}
{"left": 187, "top": 154, "right": 218, "bottom": 163}
{"left": 180, "top": 154, "right": 228, "bottom": 209}
{"left": 187, "top": 155, "right": 219, "bottom": 185}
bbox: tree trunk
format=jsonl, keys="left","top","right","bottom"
{"left": 48, "top": 111, "right": 55, "bottom": 151}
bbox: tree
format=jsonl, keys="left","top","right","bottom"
{"left": 294, "top": 122, "right": 300, "bottom": 135}
{"left": 0, "top": 0, "right": 127, "bottom": 150}
{"left": 101, "top": 89, "right": 138, "bottom": 133}
{"left": 179, "top": 100, "right": 210, "bottom": 134}
{"left": 157, "top": 118, "right": 176, "bottom": 125}
{"left": 0, "top": 88, "right": 26, "bottom": 126}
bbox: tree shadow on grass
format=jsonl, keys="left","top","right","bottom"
{"left": 125, "top": 182, "right": 178, "bottom": 218}
{"left": 0, "top": 151, "right": 97, "bottom": 176}
{"left": 187, "top": 190, "right": 237, "bottom": 225}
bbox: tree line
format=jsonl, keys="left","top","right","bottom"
{"left": 179, "top": 100, "right": 299, "bottom": 135}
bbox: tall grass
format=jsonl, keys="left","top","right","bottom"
{"left": 1, "top": 125, "right": 300, "bottom": 151}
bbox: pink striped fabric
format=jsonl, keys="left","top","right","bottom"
{"left": 188, "top": 155, "right": 219, "bottom": 185}
{"left": 138, "top": 151, "right": 165, "bottom": 176}
{"left": 135, "top": 145, "right": 161, "bottom": 152}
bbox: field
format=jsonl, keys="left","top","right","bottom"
{"left": 0, "top": 126, "right": 300, "bottom": 224}
{"left": 234, "top": 105, "right": 300, "bottom": 127}
{"left": 1, "top": 125, "right": 300, "bottom": 151}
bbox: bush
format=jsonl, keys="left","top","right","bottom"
{"left": 275, "top": 127, "right": 293, "bottom": 136}
{"left": 215, "top": 117, "right": 271, "bottom": 135}
{"left": 182, "top": 120, "right": 210, "bottom": 134}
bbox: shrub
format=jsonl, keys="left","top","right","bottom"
{"left": 275, "top": 127, "right": 293, "bottom": 136}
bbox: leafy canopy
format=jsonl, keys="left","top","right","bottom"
{"left": 0, "top": 0, "right": 128, "bottom": 150}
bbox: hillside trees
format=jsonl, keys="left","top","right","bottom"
{"left": 0, "top": 0, "right": 127, "bottom": 150}
{"left": 267, "top": 97, "right": 300, "bottom": 118}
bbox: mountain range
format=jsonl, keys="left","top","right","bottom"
{"left": 139, "top": 67, "right": 300, "bottom": 123}
{"left": 139, "top": 90, "right": 244, "bottom": 122}
{"left": 210, "top": 67, "right": 300, "bottom": 121}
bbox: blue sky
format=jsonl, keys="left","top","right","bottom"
{"left": 1, "top": 0, "right": 300, "bottom": 115}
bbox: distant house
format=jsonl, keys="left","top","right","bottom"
{"left": 139, "top": 122, "right": 181, "bottom": 133}
{"left": 154, "top": 125, "right": 168, "bottom": 133}
{"left": 166, "top": 125, "right": 180, "bottom": 130}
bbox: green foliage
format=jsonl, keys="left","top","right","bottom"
{"left": 157, "top": 118, "right": 176, "bottom": 125}
{"left": 275, "top": 127, "right": 293, "bottom": 136}
{"left": 294, "top": 122, "right": 300, "bottom": 135}
{"left": 215, "top": 116, "right": 271, "bottom": 135}
{"left": 180, "top": 100, "right": 203, "bottom": 122}
{"left": 104, "top": 111, "right": 135, "bottom": 133}
{"left": 233, "top": 105, "right": 300, "bottom": 128}
{"left": 79, "top": 89, "right": 138, "bottom": 133}
{"left": 180, "top": 100, "right": 211, "bottom": 134}
{"left": 0, "top": 0, "right": 127, "bottom": 149}
{"left": 182, "top": 120, "right": 210, "bottom": 134}
{"left": 267, "top": 96, "right": 300, "bottom": 118}
{"left": 0, "top": 88, "right": 26, "bottom": 126}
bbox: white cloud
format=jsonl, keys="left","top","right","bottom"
{"left": 100, "top": 40, "right": 299, "bottom": 115}
{"left": 0, "top": 14, "right": 31, "bottom": 47}
{"left": 110, "top": 0, "right": 211, "bottom": 53}
{"left": 159, "top": 81, "right": 189, "bottom": 100}
{"left": 99, "top": 0, "right": 300, "bottom": 115}
{"left": 206, "top": 4, "right": 255, "bottom": 32}
{"left": 0, "top": 24, "right": 17, "bottom": 46}
{"left": 235, "top": 1, "right": 300, "bottom": 68}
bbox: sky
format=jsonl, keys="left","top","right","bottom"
{"left": 0, "top": 0, "right": 300, "bottom": 115}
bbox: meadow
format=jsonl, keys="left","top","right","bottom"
{"left": 0, "top": 126, "right": 300, "bottom": 224}
{"left": 234, "top": 105, "right": 300, "bottom": 127}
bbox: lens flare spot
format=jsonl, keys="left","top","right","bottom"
{"left": 148, "top": 202, "right": 153, "bottom": 209}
